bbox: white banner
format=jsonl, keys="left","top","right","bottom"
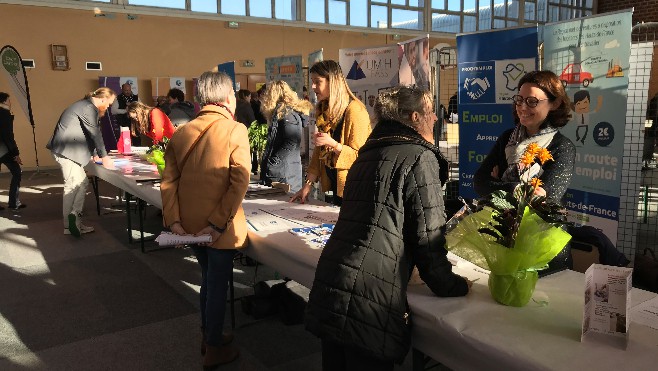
{"left": 339, "top": 44, "right": 399, "bottom": 118}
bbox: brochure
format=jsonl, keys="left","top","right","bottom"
{"left": 582, "top": 264, "right": 633, "bottom": 347}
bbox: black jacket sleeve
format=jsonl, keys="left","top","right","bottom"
{"left": 540, "top": 133, "right": 576, "bottom": 203}
{"left": 0, "top": 108, "right": 19, "bottom": 157}
{"left": 404, "top": 151, "right": 468, "bottom": 297}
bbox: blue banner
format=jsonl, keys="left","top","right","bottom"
{"left": 457, "top": 27, "right": 538, "bottom": 198}
{"left": 543, "top": 11, "right": 632, "bottom": 245}
{"left": 218, "top": 61, "right": 236, "bottom": 91}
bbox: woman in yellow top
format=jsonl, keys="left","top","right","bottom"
{"left": 290, "top": 60, "right": 371, "bottom": 206}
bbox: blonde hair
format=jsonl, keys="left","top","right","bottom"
{"left": 260, "top": 80, "right": 314, "bottom": 122}
{"left": 85, "top": 87, "right": 115, "bottom": 100}
{"left": 126, "top": 101, "right": 152, "bottom": 137}
{"left": 309, "top": 60, "right": 362, "bottom": 124}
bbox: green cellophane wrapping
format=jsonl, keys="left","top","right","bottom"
{"left": 445, "top": 206, "right": 571, "bottom": 307}
{"left": 146, "top": 150, "right": 165, "bottom": 176}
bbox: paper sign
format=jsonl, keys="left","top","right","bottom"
{"left": 582, "top": 264, "right": 633, "bottom": 346}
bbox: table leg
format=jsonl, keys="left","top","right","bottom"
{"left": 90, "top": 176, "right": 101, "bottom": 216}
{"left": 412, "top": 348, "right": 443, "bottom": 371}
{"left": 126, "top": 192, "right": 133, "bottom": 244}
{"left": 138, "top": 198, "right": 145, "bottom": 253}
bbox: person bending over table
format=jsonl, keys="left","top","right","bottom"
{"left": 47, "top": 87, "right": 116, "bottom": 236}
{"left": 305, "top": 86, "right": 472, "bottom": 371}
{"left": 126, "top": 101, "right": 175, "bottom": 145}
{"left": 259, "top": 80, "right": 313, "bottom": 193}
{"left": 473, "top": 70, "right": 576, "bottom": 270}
{"left": 290, "top": 60, "right": 371, "bottom": 206}
{"left": 161, "top": 71, "right": 250, "bottom": 369}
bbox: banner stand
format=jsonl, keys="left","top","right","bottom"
{"left": 0, "top": 45, "right": 50, "bottom": 177}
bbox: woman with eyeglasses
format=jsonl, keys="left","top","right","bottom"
{"left": 474, "top": 70, "right": 575, "bottom": 204}
{"left": 473, "top": 71, "right": 575, "bottom": 272}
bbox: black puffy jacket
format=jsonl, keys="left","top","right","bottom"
{"left": 305, "top": 120, "right": 469, "bottom": 363}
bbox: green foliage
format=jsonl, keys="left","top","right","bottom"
{"left": 248, "top": 120, "right": 268, "bottom": 153}
{"left": 146, "top": 137, "right": 168, "bottom": 176}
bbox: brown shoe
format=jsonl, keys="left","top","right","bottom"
{"left": 203, "top": 344, "right": 239, "bottom": 370}
{"left": 201, "top": 332, "right": 235, "bottom": 355}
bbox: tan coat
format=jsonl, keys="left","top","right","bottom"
{"left": 307, "top": 100, "right": 371, "bottom": 197}
{"left": 161, "top": 105, "right": 251, "bottom": 249}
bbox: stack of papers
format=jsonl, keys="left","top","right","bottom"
{"left": 155, "top": 232, "right": 212, "bottom": 246}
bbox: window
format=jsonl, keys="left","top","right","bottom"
{"left": 73, "top": 1, "right": 595, "bottom": 35}
{"left": 129, "top": 0, "right": 185, "bottom": 8}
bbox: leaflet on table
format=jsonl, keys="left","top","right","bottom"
{"left": 582, "top": 264, "right": 633, "bottom": 346}
{"left": 630, "top": 296, "right": 658, "bottom": 330}
{"left": 258, "top": 203, "right": 339, "bottom": 225}
{"left": 289, "top": 223, "right": 335, "bottom": 248}
{"left": 245, "top": 208, "right": 305, "bottom": 231}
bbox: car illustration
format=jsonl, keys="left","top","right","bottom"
{"left": 559, "top": 63, "right": 594, "bottom": 87}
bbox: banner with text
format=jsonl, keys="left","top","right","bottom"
{"left": 265, "top": 55, "right": 304, "bottom": 98}
{"left": 339, "top": 44, "right": 399, "bottom": 118}
{"left": 457, "top": 27, "right": 538, "bottom": 198}
{"left": 99, "top": 76, "right": 138, "bottom": 151}
{"left": 543, "top": 11, "right": 632, "bottom": 244}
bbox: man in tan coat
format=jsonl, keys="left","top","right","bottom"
{"left": 161, "top": 71, "right": 250, "bottom": 368}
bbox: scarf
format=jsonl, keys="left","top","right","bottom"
{"left": 315, "top": 100, "right": 339, "bottom": 168}
{"left": 501, "top": 123, "right": 557, "bottom": 182}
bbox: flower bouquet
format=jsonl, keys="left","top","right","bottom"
{"left": 446, "top": 143, "right": 572, "bottom": 307}
{"left": 145, "top": 137, "right": 168, "bottom": 176}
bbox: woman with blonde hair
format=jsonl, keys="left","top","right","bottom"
{"left": 290, "top": 60, "right": 371, "bottom": 205}
{"left": 259, "top": 80, "right": 314, "bottom": 192}
{"left": 126, "top": 101, "right": 175, "bottom": 144}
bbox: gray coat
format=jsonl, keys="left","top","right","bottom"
{"left": 47, "top": 99, "right": 107, "bottom": 166}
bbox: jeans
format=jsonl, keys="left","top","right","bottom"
{"left": 321, "top": 339, "right": 394, "bottom": 371}
{"left": 0, "top": 154, "right": 21, "bottom": 208}
{"left": 53, "top": 153, "right": 88, "bottom": 228}
{"left": 192, "top": 246, "right": 235, "bottom": 346}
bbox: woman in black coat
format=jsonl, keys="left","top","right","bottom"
{"left": 0, "top": 92, "right": 25, "bottom": 210}
{"left": 305, "top": 86, "right": 471, "bottom": 370}
{"left": 259, "top": 80, "right": 313, "bottom": 193}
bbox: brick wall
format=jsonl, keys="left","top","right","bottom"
{"left": 597, "top": 0, "right": 658, "bottom": 24}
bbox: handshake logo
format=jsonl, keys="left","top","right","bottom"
{"left": 463, "top": 77, "right": 490, "bottom": 100}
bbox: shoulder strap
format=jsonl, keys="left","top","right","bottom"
{"left": 179, "top": 119, "right": 220, "bottom": 170}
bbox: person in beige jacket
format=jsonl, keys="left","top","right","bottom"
{"left": 161, "top": 71, "right": 250, "bottom": 369}
{"left": 290, "top": 60, "right": 371, "bottom": 206}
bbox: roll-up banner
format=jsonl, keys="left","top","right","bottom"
{"left": 456, "top": 27, "right": 539, "bottom": 199}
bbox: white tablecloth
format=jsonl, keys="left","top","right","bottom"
{"left": 88, "top": 159, "right": 658, "bottom": 370}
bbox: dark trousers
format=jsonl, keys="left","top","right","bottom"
{"left": 191, "top": 246, "right": 235, "bottom": 346}
{"left": 0, "top": 155, "right": 21, "bottom": 208}
{"left": 251, "top": 151, "right": 259, "bottom": 174}
{"left": 321, "top": 339, "right": 394, "bottom": 371}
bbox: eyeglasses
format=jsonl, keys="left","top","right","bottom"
{"left": 512, "top": 95, "right": 549, "bottom": 108}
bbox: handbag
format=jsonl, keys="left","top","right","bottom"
{"left": 633, "top": 248, "right": 658, "bottom": 291}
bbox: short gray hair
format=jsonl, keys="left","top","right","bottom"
{"left": 374, "top": 86, "right": 432, "bottom": 127}
{"left": 197, "top": 71, "right": 233, "bottom": 105}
